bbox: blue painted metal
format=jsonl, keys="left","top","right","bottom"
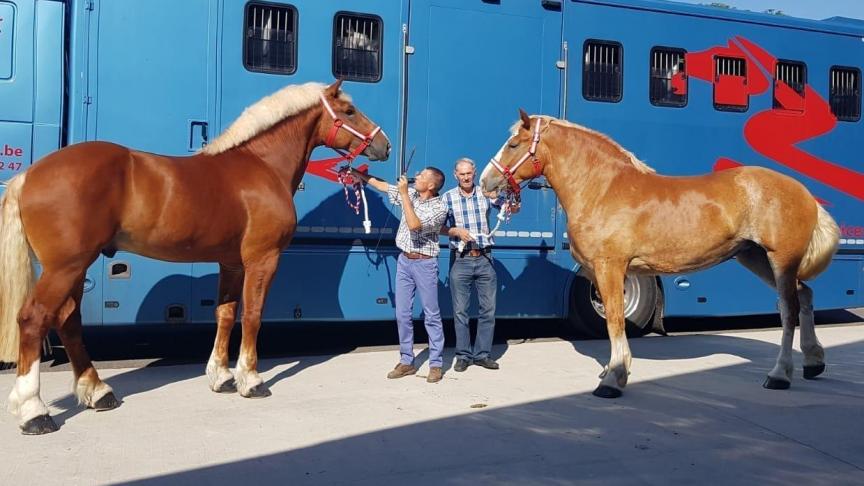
{"left": 562, "top": 0, "right": 864, "bottom": 316}
{"left": 0, "top": 3, "right": 15, "bottom": 80}
{"left": 4, "top": 0, "right": 863, "bottom": 326}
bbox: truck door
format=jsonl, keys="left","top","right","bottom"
{"left": 406, "top": 0, "right": 564, "bottom": 250}
{"left": 84, "top": 0, "right": 217, "bottom": 324}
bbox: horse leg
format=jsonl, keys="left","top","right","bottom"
{"left": 234, "top": 251, "right": 279, "bottom": 398}
{"left": 797, "top": 282, "right": 825, "bottom": 379}
{"left": 8, "top": 268, "right": 80, "bottom": 434}
{"left": 738, "top": 247, "right": 804, "bottom": 389}
{"left": 591, "top": 261, "right": 631, "bottom": 399}
{"left": 765, "top": 261, "right": 801, "bottom": 390}
{"left": 206, "top": 264, "right": 244, "bottom": 393}
{"left": 56, "top": 278, "right": 118, "bottom": 411}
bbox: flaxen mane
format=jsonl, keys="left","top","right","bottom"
{"left": 202, "top": 82, "right": 352, "bottom": 155}
{"left": 511, "top": 116, "right": 655, "bottom": 174}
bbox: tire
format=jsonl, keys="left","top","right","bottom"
{"left": 566, "top": 274, "right": 659, "bottom": 339}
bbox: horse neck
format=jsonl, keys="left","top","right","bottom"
{"left": 241, "top": 105, "right": 322, "bottom": 192}
{"left": 542, "top": 125, "right": 632, "bottom": 222}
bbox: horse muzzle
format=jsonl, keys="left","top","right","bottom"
{"left": 363, "top": 133, "right": 391, "bottom": 161}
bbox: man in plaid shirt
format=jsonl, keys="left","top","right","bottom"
{"left": 443, "top": 158, "right": 516, "bottom": 373}
{"left": 350, "top": 167, "right": 448, "bottom": 383}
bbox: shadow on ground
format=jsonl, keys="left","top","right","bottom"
{"left": 108, "top": 335, "right": 864, "bottom": 485}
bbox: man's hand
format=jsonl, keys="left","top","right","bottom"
{"left": 509, "top": 201, "right": 521, "bottom": 214}
{"left": 453, "top": 227, "right": 475, "bottom": 243}
{"left": 397, "top": 175, "right": 410, "bottom": 194}
{"left": 482, "top": 189, "right": 498, "bottom": 199}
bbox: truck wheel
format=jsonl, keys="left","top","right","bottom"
{"left": 566, "top": 275, "right": 659, "bottom": 339}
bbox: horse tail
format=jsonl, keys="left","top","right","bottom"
{"left": 0, "top": 173, "right": 35, "bottom": 364}
{"left": 798, "top": 202, "right": 840, "bottom": 281}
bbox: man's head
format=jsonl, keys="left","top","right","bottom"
{"left": 454, "top": 158, "right": 476, "bottom": 193}
{"left": 414, "top": 167, "right": 445, "bottom": 196}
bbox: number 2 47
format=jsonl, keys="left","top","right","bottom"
{"left": 0, "top": 162, "right": 22, "bottom": 171}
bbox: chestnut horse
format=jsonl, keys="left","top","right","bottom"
{"left": 0, "top": 80, "right": 390, "bottom": 434}
{"left": 481, "top": 110, "right": 839, "bottom": 399}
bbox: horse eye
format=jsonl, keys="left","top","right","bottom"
{"left": 346, "top": 108, "right": 356, "bottom": 116}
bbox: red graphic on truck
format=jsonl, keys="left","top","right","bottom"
{"left": 683, "top": 36, "right": 864, "bottom": 202}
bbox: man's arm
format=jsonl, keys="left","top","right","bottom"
{"left": 349, "top": 168, "right": 389, "bottom": 192}
{"left": 447, "top": 226, "right": 474, "bottom": 242}
{"left": 398, "top": 176, "right": 422, "bottom": 231}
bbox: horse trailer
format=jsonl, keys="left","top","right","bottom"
{"left": 0, "top": 0, "right": 862, "bottom": 336}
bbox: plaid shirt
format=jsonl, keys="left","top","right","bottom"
{"left": 443, "top": 186, "right": 499, "bottom": 250}
{"left": 388, "top": 185, "right": 448, "bottom": 257}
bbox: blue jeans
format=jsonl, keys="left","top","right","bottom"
{"left": 449, "top": 251, "right": 497, "bottom": 361}
{"left": 395, "top": 254, "right": 444, "bottom": 368}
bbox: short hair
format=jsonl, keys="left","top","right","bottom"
{"left": 454, "top": 157, "right": 475, "bottom": 170}
{"left": 425, "top": 166, "right": 445, "bottom": 194}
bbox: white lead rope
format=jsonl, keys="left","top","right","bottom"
{"left": 361, "top": 184, "right": 371, "bottom": 234}
{"left": 455, "top": 203, "right": 510, "bottom": 253}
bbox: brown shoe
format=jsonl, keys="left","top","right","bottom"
{"left": 387, "top": 363, "right": 417, "bottom": 379}
{"left": 426, "top": 367, "right": 443, "bottom": 383}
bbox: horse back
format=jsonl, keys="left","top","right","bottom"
{"left": 569, "top": 165, "right": 817, "bottom": 274}
{"left": 115, "top": 147, "right": 295, "bottom": 259}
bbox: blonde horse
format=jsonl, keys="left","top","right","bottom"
{"left": 0, "top": 80, "right": 390, "bottom": 434}
{"left": 481, "top": 110, "right": 839, "bottom": 398}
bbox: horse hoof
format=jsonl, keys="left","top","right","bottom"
{"left": 592, "top": 385, "right": 622, "bottom": 399}
{"left": 215, "top": 378, "right": 237, "bottom": 394}
{"left": 762, "top": 377, "right": 790, "bottom": 390}
{"left": 803, "top": 364, "right": 825, "bottom": 380}
{"left": 20, "top": 415, "right": 59, "bottom": 435}
{"left": 242, "top": 384, "right": 272, "bottom": 399}
{"left": 92, "top": 392, "right": 120, "bottom": 411}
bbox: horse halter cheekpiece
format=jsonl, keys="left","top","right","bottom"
{"left": 489, "top": 117, "right": 544, "bottom": 199}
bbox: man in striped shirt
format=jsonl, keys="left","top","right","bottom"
{"left": 443, "top": 158, "right": 516, "bottom": 373}
{"left": 349, "top": 167, "right": 448, "bottom": 383}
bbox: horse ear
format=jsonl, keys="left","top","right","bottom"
{"left": 326, "top": 79, "right": 344, "bottom": 98}
{"left": 519, "top": 108, "right": 531, "bottom": 130}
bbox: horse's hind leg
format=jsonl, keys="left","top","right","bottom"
{"left": 56, "top": 278, "right": 118, "bottom": 411}
{"left": 591, "top": 261, "right": 631, "bottom": 399}
{"left": 206, "top": 264, "right": 244, "bottom": 393}
{"left": 8, "top": 267, "right": 81, "bottom": 434}
{"left": 797, "top": 282, "right": 825, "bottom": 379}
{"left": 235, "top": 251, "right": 279, "bottom": 398}
{"left": 738, "top": 246, "right": 813, "bottom": 388}
{"left": 764, "top": 264, "right": 801, "bottom": 390}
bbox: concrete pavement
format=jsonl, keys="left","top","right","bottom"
{"left": 1, "top": 324, "right": 863, "bottom": 485}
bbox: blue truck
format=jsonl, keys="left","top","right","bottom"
{"left": 1, "top": 0, "right": 862, "bottom": 336}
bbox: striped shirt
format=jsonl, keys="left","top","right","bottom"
{"left": 388, "top": 185, "right": 448, "bottom": 257}
{"left": 443, "top": 186, "right": 499, "bottom": 250}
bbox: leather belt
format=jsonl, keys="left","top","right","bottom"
{"left": 403, "top": 252, "right": 433, "bottom": 260}
{"left": 456, "top": 248, "right": 491, "bottom": 257}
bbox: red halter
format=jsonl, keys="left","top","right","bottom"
{"left": 488, "top": 118, "right": 543, "bottom": 197}
{"left": 319, "top": 93, "right": 382, "bottom": 162}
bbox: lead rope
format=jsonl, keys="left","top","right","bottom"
{"left": 337, "top": 167, "right": 372, "bottom": 234}
{"left": 456, "top": 199, "right": 514, "bottom": 253}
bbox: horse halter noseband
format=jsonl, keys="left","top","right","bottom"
{"left": 319, "top": 93, "right": 382, "bottom": 162}
{"left": 488, "top": 118, "right": 544, "bottom": 198}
